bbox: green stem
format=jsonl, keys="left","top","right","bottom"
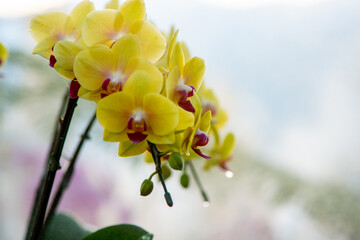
{"left": 188, "top": 161, "right": 210, "bottom": 204}
{"left": 27, "top": 97, "right": 78, "bottom": 240}
{"left": 159, "top": 150, "right": 172, "bottom": 157}
{"left": 148, "top": 171, "right": 158, "bottom": 181}
{"left": 147, "top": 141, "right": 173, "bottom": 207}
{"left": 210, "top": 125, "right": 220, "bottom": 146}
{"left": 25, "top": 91, "right": 68, "bottom": 240}
{"left": 43, "top": 112, "right": 96, "bottom": 231}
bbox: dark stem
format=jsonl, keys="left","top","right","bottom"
{"left": 188, "top": 161, "right": 210, "bottom": 204}
{"left": 44, "top": 112, "right": 97, "bottom": 229}
{"left": 25, "top": 91, "right": 69, "bottom": 240}
{"left": 147, "top": 141, "right": 173, "bottom": 207}
{"left": 27, "top": 97, "right": 78, "bottom": 240}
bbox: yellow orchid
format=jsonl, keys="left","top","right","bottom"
{"left": 198, "top": 85, "right": 228, "bottom": 129}
{"left": 166, "top": 42, "right": 205, "bottom": 113}
{"left": 96, "top": 70, "right": 179, "bottom": 157}
{"left": 82, "top": 0, "right": 166, "bottom": 63}
{"left": 204, "top": 133, "right": 235, "bottom": 175}
{"left": 29, "top": 0, "right": 94, "bottom": 62}
{"left": 0, "top": 43, "right": 8, "bottom": 67}
{"left": 73, "top": 34, "right": 163, "bottom": 102}
{"left": 180, "top": 92, "right": 212, "bottom": 159}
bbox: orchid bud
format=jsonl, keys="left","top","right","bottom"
{"left": 168, "top": 152, "right": 183, "bottom": 171}
{"left": 180, "top": 173, "right": 190, "bottom": 188}
{"left": 140, "top": 179, "right": 154, "bottom": 196}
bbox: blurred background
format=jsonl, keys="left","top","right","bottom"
{"left": 1, "top": 0, "right": 360, "bottom": 239}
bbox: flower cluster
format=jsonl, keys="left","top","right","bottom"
{"left": 30, "top": 0, "right": 235, "bottom": 197}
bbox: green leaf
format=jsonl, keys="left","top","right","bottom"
{"left": 43, "top": 213, "right": 91, "bottom": 240}
{"left": 82, "top": 224, "right": 153, "bottom": 240}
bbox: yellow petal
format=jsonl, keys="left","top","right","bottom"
{"left": 118, "top": 140, "right": 147, "bottom": 157}
{"left": 181, "top": 127, "right": 193, "bottom": 156}
{"left": 70, "top": 0, "right": 95, "bottom": 39}
{"left": 183, "top": 57, "right": 205, "bottom": 90}
{"left": 199, "top": 110, "right": 212, "bottom": 133}
{"left": 220, "top": 133, "right": 235, "bottom": 159}
{"left": 191, "top": 91, "right": 203, "bottom": 124}
{"left": 119, "top": 0, "right": 146, "bottom": 25}
{"left": 130, "top": 21, "right": 166, "bottom": 63}
{"left": 144, "top": 151, "right": 154, "bottom": 163}
{"left": 106, "top": 0, "right": 119, "bottom": 9}
{"left": 123, "top": 70, "right": 162, "bottom": 106}
{"left": 103, "top": 129, "right": 128, "bottom": 142}
{"left": 74, "top": 45, "right": 115, "bottom": 91}
{"left": 165, "top": 67, "right": 181, "bottom": 101}
{"left": 78, "top": 86, "right": 102, "bottom": 102}
{"left": 54, "top": 63, "right": 75, "bottom": 79}
{"left": 169, "top": 42, "right": 185, "bottom": 73}
{"left": 181, "top": 41, "right": 191, "bottom": 62}
{"left": 32, "top": 36, "right": 58, "bottom": 59}
{"left": 96, "top": 91, "right": 135, "bottom": 132}
{"left": 215, "top": 108, "right": 228, "bottom": 129}
{"left": 176, "top": 107, "right": 194, "bottom": 131}
{"left": 53, "top": 40, "right": 86, "bottom": 70}
{"left": 29, "top": 12, "right": 72, "bottom": 43}
{"left": 82, "top": 9, "right": 124, "bottom": 46}
{"left": 111, "top": 33, "right": 141, "bottom": 71}
{"left": 199, "top": 86, "right": 220, "bottom": 106}
{"left": 147, "top": 131, "right": 175, "bottom": 145}
{"left": 125, "top": 57, "right": 163, "bottom": 92}
{"left": 143, "top": 93, "right": 179, "bottom": 136}
{"left": 0, "top": 43, "right": 8, "bottom": 65}
{"left": 166, "top": 29, "right": 179, "bottom": 67}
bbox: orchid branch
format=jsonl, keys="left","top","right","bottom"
{"left": 26, "top": 97, "right": 78, "bottom": 240}
{"left": 43, "top": 112, "right": 97, "bottom": 231}
{"left": 147, "top": 141, "right": 173, "bottom": 207}
{"left": 187, "top": 161, "right": 210, "bottom": 206}
{"left": 25, "top": 91, "right": 68, "bottom": 240}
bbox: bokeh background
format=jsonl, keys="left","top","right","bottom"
{"left": 1, "top": 0, "right": 360, "bottom": 239}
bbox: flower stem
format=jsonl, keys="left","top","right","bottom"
{"left": 44, "top": 112, "right": 97, "bottom": 229}
{"left": 26, "top": 97, "right": 78, "bottom": 240}
{"left": 147, "top": 141, "right": 173, "bottom": 207}
{"left": 187, "top": 161, "right": 210, "bottom": 205}
{"left": 25, "top": 91, "right": 69, "bottom": 240}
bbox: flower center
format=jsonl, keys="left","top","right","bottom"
{"left": 126, "top": 110, "right": 148, "bottom": 143}
{"left": 192, "top": 129, "right": 209, "bottom": 148}
{"left": 101, "top": 72, "right": 127, "bottom": 96}
{"left": 175, "top": 84, "right": 196, "bottom": 112}
{"left": 191, "top": 129, "right": 211, "bottom": 159}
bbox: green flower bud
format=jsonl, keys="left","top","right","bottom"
{"left": 140, "top": 179, "right": 154, "bottom": 196}
{"left": 168, "top": 152, "right": 184, "bottom": 171}
{"left": 180, "top": 173, "right": 190, "bottom": 188}
{"left": 161, "top": 164, "right": 172, "bottom": 180}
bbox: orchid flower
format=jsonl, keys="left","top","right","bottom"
{"left": 166, "top": 41, "right": 205, "bottom": 113}
{"left": 29, "top": 0, "right": 94, "bottom": 61}
{"left": 73, "top": 34, "right": 163, "bottom": 102}
{"left": 204, "top": 133, "right": 235, "bottom": 175}
{"left": 96, "top": 70, "right": 179, "bottom": 157}
{"left": 81, "top": 0, "right": 166, "bottom": 63}
{"left": 198, "top": 85, "right": 228, "bottom": 129}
